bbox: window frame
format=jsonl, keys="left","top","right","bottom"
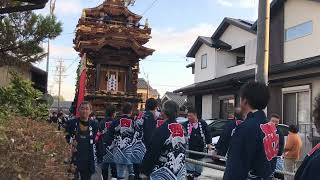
{"left": 201, "top": 54, "right": 207, "bottom": 69}
{"left": 285, "top": 20, "right": 313, "bottom": 42}
{"left": 236, "top": 56, "right": 245, "bottom": 66}
{"left": 282, "top": 85, "right": 311, "bottom": 127}
{"left": 219, "top": 95, "right": 235, "bottom": 119}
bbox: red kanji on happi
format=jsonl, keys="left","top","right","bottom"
{"left": 168, "top": 123, "right": 184, "bottom": 138}
{"left": 157, "top": 120, "right": 165, "bottom": 128}
{"left": 137, "top": 111, "right": 144, "bottom": 120}
{"left": 308, "top": 143, "right": 320, "bottom": 156}
{"left": 120, "top": 118, "right": 132, "bottom": 128}
{"left": 105, "top": 121, "right": 112, "bottom": 129}
{"left": 260, "top": 122, "right": 279, "bottom": 161}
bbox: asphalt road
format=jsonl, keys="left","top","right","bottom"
{"left": 91, "top": 162, "right": 224, "bottom": 180}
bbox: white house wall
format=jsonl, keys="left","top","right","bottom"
{"left": 219, "top": 24, "right": 256, "bottom": 49}
{"left": 194, "top": 44, "right": 216, "bottom": 83}
{"left": 284, "top": 0, "right": 320, "bottom": 63}
{"left": 202, "top": 94, "right": 213, "bottom": 119}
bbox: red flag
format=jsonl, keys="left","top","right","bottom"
{"left": 76, "top": 69, "right": 86, "bottom": 117}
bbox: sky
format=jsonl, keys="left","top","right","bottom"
{"left": 34, "top": 0, "right": 259, "bottom": 101}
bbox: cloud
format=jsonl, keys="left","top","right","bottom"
{"left": 50, "top": 45, "right": 77, "bottom": 59}
{"left": 217, "top": 0, "right": 233, "bottom": 7}
{"left": 215, "top": 0, "right": 258, "bottom": 9}
{"left": 49, "top": 80, "right": 75, "bottom": 101}
{"left": 36, "top": 0, "right": 92, "bottom": 16}
{"left": 146, "top": 23, "right": 216, "bottom": 56}
{"left": 54, "top": 0, "right": 83, "bottom": 15}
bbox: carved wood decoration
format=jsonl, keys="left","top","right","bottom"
{"left": 74, "top": 0, "right": 154, "bottom": 117}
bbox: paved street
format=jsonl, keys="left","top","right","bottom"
{"left": 92, "top": 162, "right": 224, "bottom": 180}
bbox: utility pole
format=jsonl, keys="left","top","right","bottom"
{"left": 46, "top": 0, "right": 56, "bottom": 92}
{"left": 146, "top": 74, "right": 149, "bottom": 99}
{"left": 255, "top": 0, "right": 270, "bottom": 84}
{"left": 54, "top": 59, "right": 66, "bottom": 111}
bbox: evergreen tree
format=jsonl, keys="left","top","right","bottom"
{"left": 0, "top": 11, "right": 62, "bottom": 66}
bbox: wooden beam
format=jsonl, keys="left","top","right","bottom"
{"left": 0, "top": 3, "right": 46, "bottom": 14}
{"left": 16, "top": 0, "right": 48, "bottom": 4}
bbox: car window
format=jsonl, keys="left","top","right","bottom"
{"left": 211, "top": 121, "right": 228, "bottom": 129}
{"left": 278, "top": 124, "right": 289, "bottom": 136}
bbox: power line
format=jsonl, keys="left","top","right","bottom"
{"left": 66, "top": 58, "right": 79, "bottom": 70}
{"left": 142, "top": 0, "right": 159, "bottom": 15}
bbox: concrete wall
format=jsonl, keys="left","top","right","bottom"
{"left": 0, "top": 66, "right": 31, "bottom": 88}
{"left": 284, "top": 0, "right": 320, "bottom": 62}
{"left": 194, "top": 44, "right": 216, "bottom": 83}
{"left": 202, "top": 94, "right": 213, "bottom": 119}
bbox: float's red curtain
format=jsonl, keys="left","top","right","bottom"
{"left": 76, "top": 69, "right": 86, "bottom": 117}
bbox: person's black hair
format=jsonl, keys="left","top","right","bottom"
{"left": 122, "top": 102, "right": 133, "bottom": 114}
{"left": 163, "top": 100, "right": 179, "bottom": 121}
{"left": 78, "top": 101, "right": 92, "bottom": 111}
{"left": 145, "top": 98, "right": 158, "bottom": 111}
{"left": 240, "top": 81, "right": 270, "bottom": 110}
{"left": 288, "top": 124, "right": 299, "bottom": 133}
{"left": 187, "top": 107, "right": 197, "bottom": 115}
{"left": 313, "top": 95, "right": 320, "bottom": 134}
{"left": 89, "top": 112, "right": 96, "bottom": 117}
{"left": 271, "top": 113, "right": 281, "bottom": 120}
{"left": 105, "top": 103, "right": 116, "bottom": 118}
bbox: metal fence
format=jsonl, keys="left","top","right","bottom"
{"left": 186, "top": 150, "right": 296, "bottom": 177}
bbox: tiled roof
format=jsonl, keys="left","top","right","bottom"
{"left": 137, "top": 78, "right": 149, "bottom": 89}
{"left": 211, "top": 17, "right": 256, "bottom": 40}
{"left": 186, "top": 36, "right": 231, "bottom": 58}
{"left": 162, "top": 92, "right": 187, "bottom": 108}
{"left": 175, "top": 55, "right": 320, "bottom": 94}
{"left": 138, "top": 78, "right": 160, "bottom": 97}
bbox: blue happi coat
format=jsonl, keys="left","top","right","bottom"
{"left": 224, "top": 111, "right": 279, "bottom": 180}
{"left": 106, "top": 115, "right": 135, "bottom": 165}
{"left": 141, "top": 118, "right": 187, "bottom": 180}
{"left": 295, "top": 143, "right": 320, "bottom": 180}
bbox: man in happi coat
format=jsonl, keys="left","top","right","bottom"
{"left": 106, "top": 103, "right": 135, "bottom": 180}
{"left": 140, "top": 100, "right": 187, "bottom": 180}
{"left": 66, "top": 101, "right": 98, "bottom": 180}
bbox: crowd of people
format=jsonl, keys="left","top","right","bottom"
{"left": 56, "top": 81, "right": 320, "bottom": 180}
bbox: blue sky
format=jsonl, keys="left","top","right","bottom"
{"left": 35, "top": 0, "right": 259, "bottom": 100}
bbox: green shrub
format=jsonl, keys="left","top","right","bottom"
{"left": 0, "top": 72, "right": 48, "bottom": 121}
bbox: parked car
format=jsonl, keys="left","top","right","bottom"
{"left": 208, "top": 120, "right": 289, "bottom": 146}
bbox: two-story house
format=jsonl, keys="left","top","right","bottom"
{"left": 175, "top": 0, "right": 320, "bottom": 141}
{"left": 175, "top": 17, "right": 257, "bottom": 120}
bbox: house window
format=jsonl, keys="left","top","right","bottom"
{"left": 285, "top": 21, "right": 313, "bottom": 41}
{"left": 236, "top": 56, "right": 245, "bottom": 65}
{"left": 201, "top": 54, "right": 207, "bottom": 69}
{"left": 282, "top": 85, "right": 311, "bottom": 132}
{"left": 219, "top": 96, "right": 235, "bottom": 119}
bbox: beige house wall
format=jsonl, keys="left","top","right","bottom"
{"left": 137, "top": 88, "right": 158, "bottom": 110}
{"left": 284, "top": 0, "right": 320, "bottom": 62}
